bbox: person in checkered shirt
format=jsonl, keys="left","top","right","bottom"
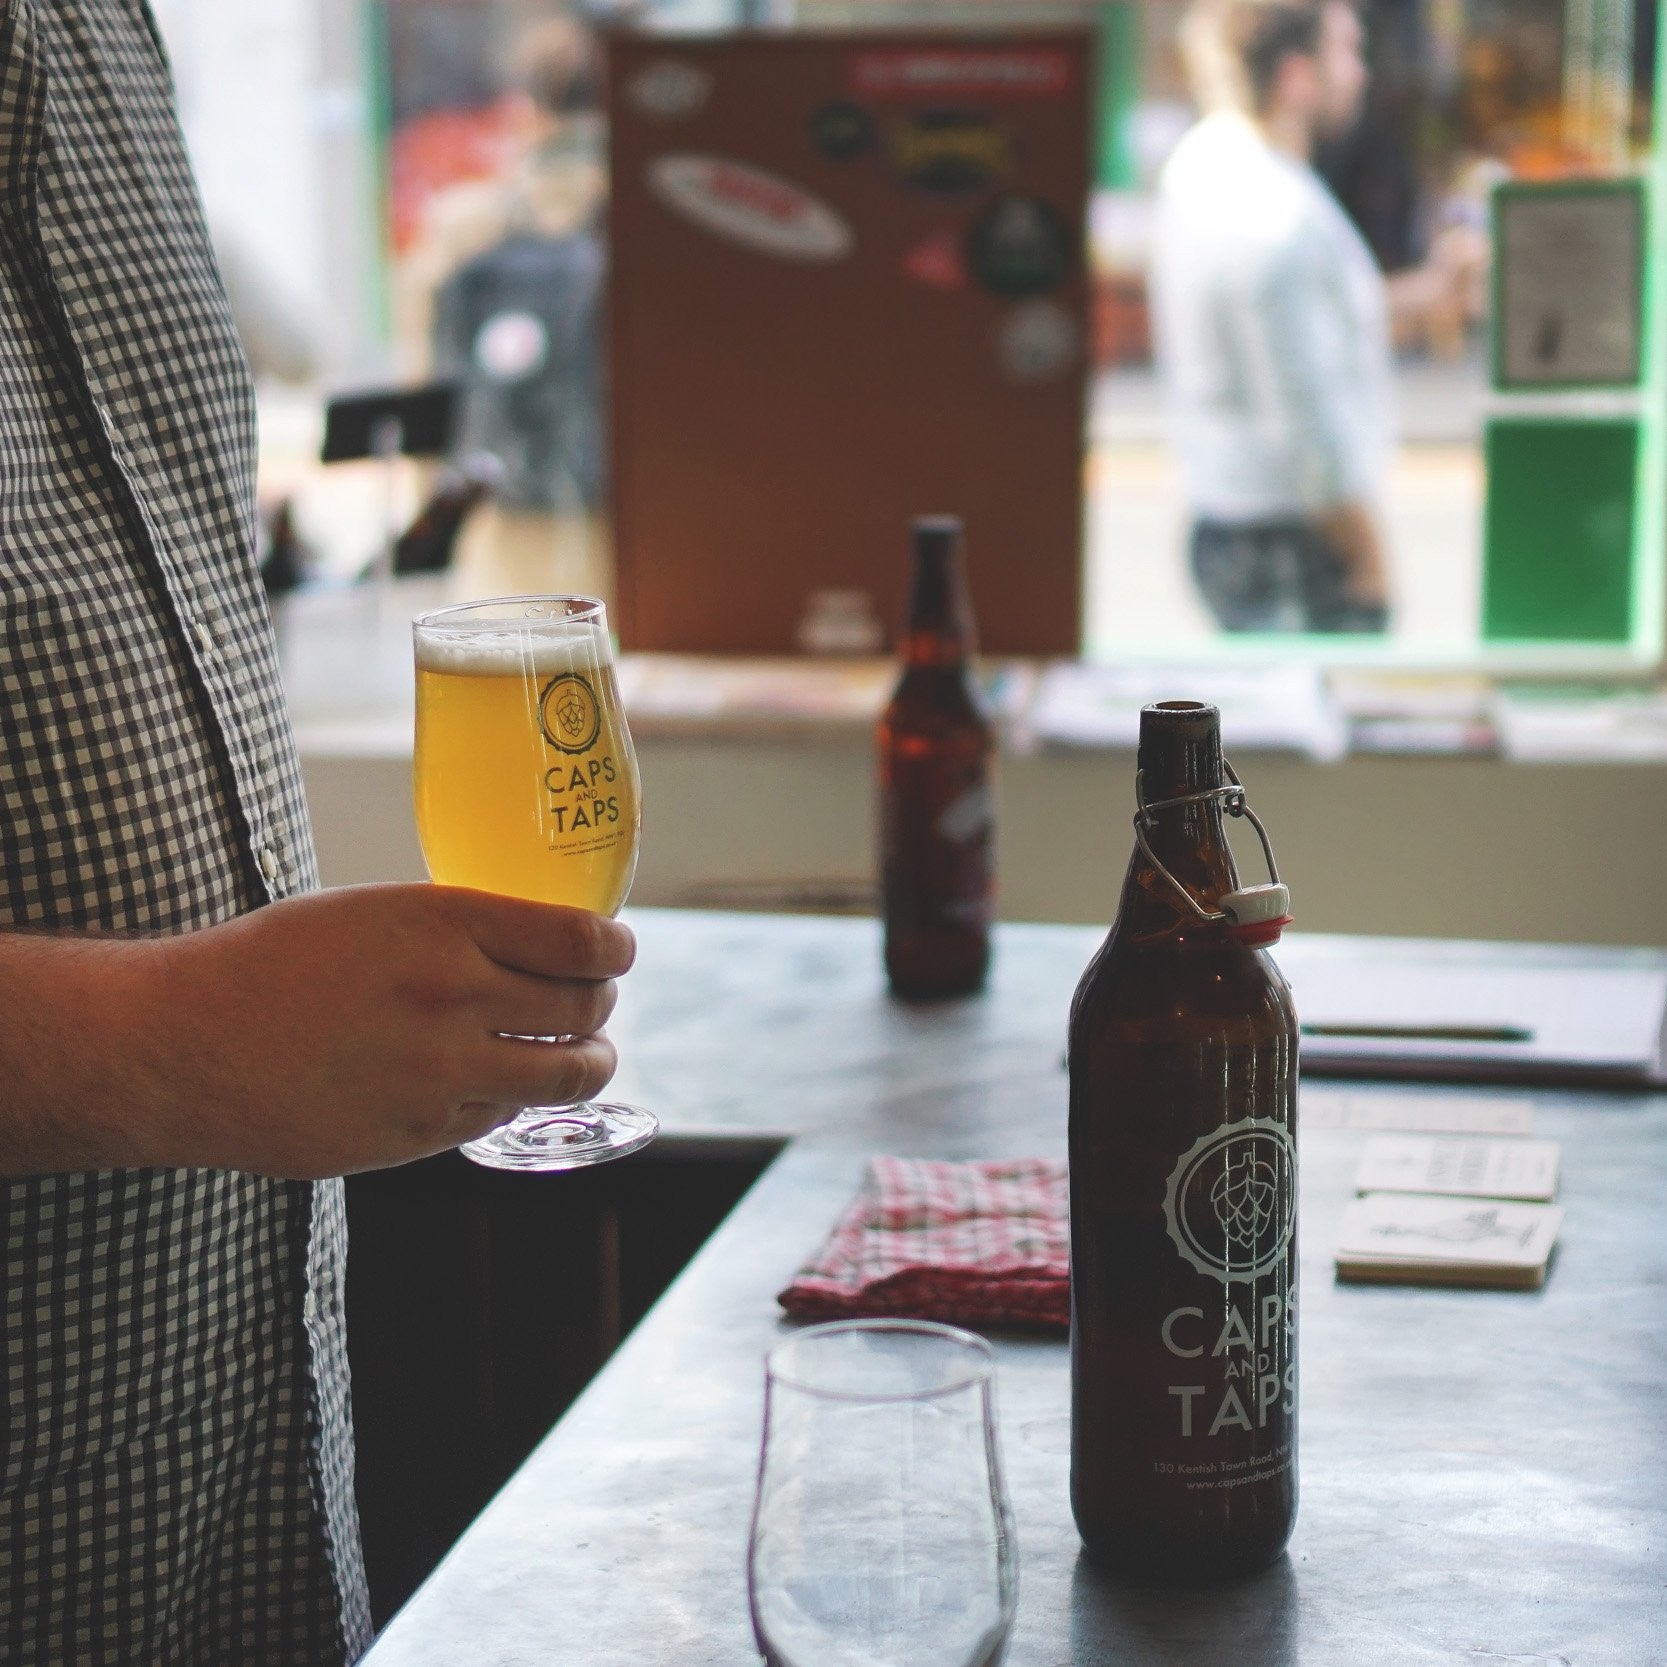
{"left": 0, "top": 4, "right": 633, "bottom": 1661}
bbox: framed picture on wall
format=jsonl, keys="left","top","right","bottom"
{"left": 1492, "top": 178, "right": 1646, "bottom": 391}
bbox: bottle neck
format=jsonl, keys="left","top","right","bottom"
{"left": 1121, "top": 714, "right": 1239, "bottom": 938}
{"left": 901, "top": 537, "right": 975, "bottom": 670}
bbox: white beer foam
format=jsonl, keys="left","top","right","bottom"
{"left": 414, "top": 624, "right": 614, "bottom": 677}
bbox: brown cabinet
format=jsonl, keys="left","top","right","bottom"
{"left": 607, "top": 30, "right": 1091, "bottom": 656}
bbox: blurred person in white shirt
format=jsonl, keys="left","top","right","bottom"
{"left": 1152, "top": 0, "right": 1482, "bottom": 634}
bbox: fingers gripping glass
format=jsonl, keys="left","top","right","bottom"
{"left": 412, "top": 595, "right": 657, "bottom": 1171}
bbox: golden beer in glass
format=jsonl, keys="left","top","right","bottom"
{"left": 412, "top": 596, "right": 655, "bottom": 1170}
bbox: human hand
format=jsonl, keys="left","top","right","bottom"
{"left": 1316, "top": 500, "right": 1390, "bottom": 613}
{"left": 127, "top": 884, "right": 634, "bottom": 1179}
{"left": 1428, "top": 223, "right": 1491, "bottom": 321}
{"left": 1386, "top": 225, "right": 1491, "bottom": 358}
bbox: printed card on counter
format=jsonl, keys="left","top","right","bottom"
{"left": 1334, "top": 1193, "right": 1563, "bottom": 1290}
{"left": 1353, "top": 1136, "right": 1561, "bottom": 1202}
{"left": 1301, "top": 1088, "right": 1535, "bottom": 1135}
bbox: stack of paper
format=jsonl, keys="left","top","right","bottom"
{"left": 1492, "top": 682, "right": 1667, "bottom": 763}
{"left": 1327, "top": 670, "right": 1497, "bottom": 755}
{"left": 614, "top": 655, "right": 1038, "bottom": 738}
{"left": 1021, "top": 662, "right": 1346, "bottom": 758}
{"left": 1277, "top": 937, "right": 1667, "bottom": 1087}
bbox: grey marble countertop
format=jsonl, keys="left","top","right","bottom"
{"left": 361, "top": 911, "right": 1667, "bottom": 1666}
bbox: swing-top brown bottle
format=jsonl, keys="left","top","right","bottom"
{"left": 1069, "top": 700, "right": 1298, "bottom": 1577}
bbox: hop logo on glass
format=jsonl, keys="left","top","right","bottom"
{"left": 1164, "top": 1121, "right": 1295, "bottom": 1283}
{"left": 539, "top": 674, "right": 602, "bottom": 755}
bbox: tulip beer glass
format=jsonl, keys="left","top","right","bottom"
{"left": 412, "top": 595, "right": 656, "bottom": 1170}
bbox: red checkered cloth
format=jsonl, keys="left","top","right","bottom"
{"left": 778, "top": 1155, "right": 1069, "bottom": 1331}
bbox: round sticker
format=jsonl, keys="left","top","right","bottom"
{"left": 539, "top": 673, "right": 601, "bottom": 755}
{"left": 474, "top": 310, "right": 550, "bottom": 382}
{"left": 998, "top": 300, "right": 1081, "bottom": 381}
{"left": 1163, "top": 1118, "right": 1296, "bottom": 1284}
{"left": 811, "top": 101, "right": 875, "bottom": 162}
{"left": 965, "top": 194, "right": 1072, "bottom": 298}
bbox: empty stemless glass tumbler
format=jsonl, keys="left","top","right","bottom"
{"left": 412, "top": 594, "right": 656, "bottom": 1171}
{"left": 748, "top": 1320, "right": 1018, "bottom": 1667}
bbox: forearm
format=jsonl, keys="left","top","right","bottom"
{"left": 1384, "top": 265, "right": 1460, "bottom": 353}
{"left": 1385, "top": 226, "right": 1488, "bottom": 355}
{"left": 0, "top": 886, "right": 634, "bottom": 1183}
{"left": 1384, "top": 265, "right": 1438, "bottom": 334}
{"left": 0, "top": 930, "right": 188, "bottom": 1177}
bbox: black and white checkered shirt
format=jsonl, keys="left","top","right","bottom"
{"left": 1, "top": 2, "right": 370, "bottom": 1660}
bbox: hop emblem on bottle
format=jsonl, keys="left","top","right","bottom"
{"left": 1211, "top": 1150, "right": 1282, "bottom": 1251}
{"left": 1162, "top": 1120, "right": 1295, "bottom": 1283}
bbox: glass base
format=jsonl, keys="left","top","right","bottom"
{"left": 461, "top": 1101, "right": 659, "bottom": 1172}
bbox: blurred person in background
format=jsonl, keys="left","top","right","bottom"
{"left": 1152, "top": 0, "right": 1486, "bottom": 634}
{"left": 400, "top": 6, "right": 613, "bottom": 601}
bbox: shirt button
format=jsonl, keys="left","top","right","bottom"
{"left": 258, "top": 845, "right": 280, "bottom": 882}
{"left": 193, "top": 620, "right": 216, "bottom": 658}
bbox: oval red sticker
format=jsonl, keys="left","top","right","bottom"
{"left": 647, "top": 154, "right": 854, "bottom": 263}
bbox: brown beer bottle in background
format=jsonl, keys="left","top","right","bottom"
{"left": 1069, "top": 700, "right": 1298, "bottom": 1577}
{"left": 878, "top": 516, "right": 995, "bottom": 999}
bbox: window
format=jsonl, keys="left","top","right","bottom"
{"left": 1076, "top": 0, "right": 1662, "bottom": 669}
{"left": 158, "top": 0, "right": 1664, "bottom": 672}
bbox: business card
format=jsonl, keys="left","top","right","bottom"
{"left": 1353, "top": 1135, "right": 1560, "bottom": 1201}
{"left": 1302, "top": 1089, "right": 1535, "bottom": 1135}
{"left": 1334, "top": 1192, "right": 1563, "bottom": 1289}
